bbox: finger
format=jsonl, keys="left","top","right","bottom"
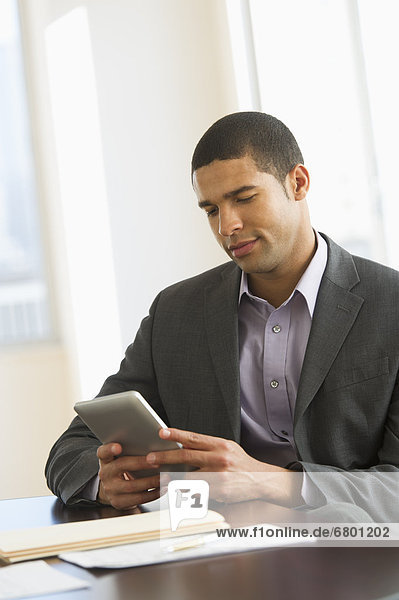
{"left": 110, "top": 487, "right": 160, "bottom": 510}
{"left": 100, "top": 454, "right": 154, "bottom": 478}
{"left": 159, "top": 428, "right": 225, "bottom": 450}
{"left": 97, "top": 443, "right": 122, "bottom": 463}
{"left": 146, "top": 448, "right": 210, "bottom": 468}
{"left": 98, "top": 471, "right": 161, "bottom": 505}
{"left": 103, "top": 473, "right": 161, "bottom": 496}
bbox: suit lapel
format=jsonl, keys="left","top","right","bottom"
{"left": 204, "top": 263, "right": 241, "bottom": 441}
{"left": 294, "top": 236, "right": 364, "bottom": 427}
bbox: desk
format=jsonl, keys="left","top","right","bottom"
{"left": 1, "top": 496, "right": 399, "bottom": 600}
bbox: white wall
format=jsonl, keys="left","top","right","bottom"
{"left": 0, "top": 345, "right": 75, "bottom": 499}
{"left": 85, "top": 0, "right": 238, "bottom": 348}
{"left": 0, "top": 0, "right": 238, "bottom": 499}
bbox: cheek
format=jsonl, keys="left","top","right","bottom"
{"left": 263, "top": 207, "right": 291, "bottom": 234}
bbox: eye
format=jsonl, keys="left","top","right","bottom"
{"left": 205, "top": 207, "right": 218, "bottom": 218}
{"left": 236, "top": 195, "right": 255, "bottom": 203}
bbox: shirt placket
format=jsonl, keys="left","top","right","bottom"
{"left": 263, "top": 304, "right": 294, "bottom": 442}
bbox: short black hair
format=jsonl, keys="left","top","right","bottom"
{"left": 191, "top": 112, "right": 304, "bottom": 185}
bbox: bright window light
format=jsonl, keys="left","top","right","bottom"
{"left": 0, "top": 0, "right": 52, "bottom": 345}
{"left": 45, "top": 8, "right": 122, "bottom": 398}
{"left": 357, "top": 0, "right": 399, "bottom": 269}
{"left": 230, "top": 0, "right": 397, "bottom": 266}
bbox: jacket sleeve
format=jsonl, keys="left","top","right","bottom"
{"left": 293, "top": 372, "right": 399, "bottom": 522}
{"left": 45, "top": 293, "right": 165, "bottom": 504}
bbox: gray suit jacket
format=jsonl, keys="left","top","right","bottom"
{"left": 46, "top": 235, "right": 399, "bottom": 512}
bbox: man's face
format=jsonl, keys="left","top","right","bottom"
{"left": 193, "top": 155, "right": 309, "bottom": 281}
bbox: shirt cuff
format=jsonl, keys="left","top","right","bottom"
{"left": 79, "top": 474, "right": 100, "bottom": 502}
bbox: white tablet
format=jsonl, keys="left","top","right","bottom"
{"left": 74, "top": 390, "right": 187, "bottom": 478}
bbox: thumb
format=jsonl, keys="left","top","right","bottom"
{"left": 97, "top": 442, "right": 122, "bottom": 463}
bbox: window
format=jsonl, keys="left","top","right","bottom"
{"left": 229, "top": 0, "right": 399, "bottom": 267}
{"left": 0, "top": 0, "right": 51, "bottom": 344}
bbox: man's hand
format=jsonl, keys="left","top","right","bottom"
{"left": 146, "top": 428, "right": 303, "bottom": 507}
{"left": 96, "top": 443, "right": 161, "bottom": 509}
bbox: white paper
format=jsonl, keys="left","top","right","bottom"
{"left": 0, "top": 560, "right": 90, "bottom": 599}
{"left": 60, "top": 523, "right": 316, "bottom": 569}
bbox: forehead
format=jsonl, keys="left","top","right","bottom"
{"left": 193, "top": 155, "right": 274, "bottom": 202}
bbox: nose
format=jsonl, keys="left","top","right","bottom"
{"left": 218, "top": 207, "right": 243, "bottom": 237}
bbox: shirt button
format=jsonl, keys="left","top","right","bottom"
{"left": 272, "top": 325, "right": 281, "bottom": 333}
{"left": 281, "top": 430, "right": 288, "bottom": 436}
{"left": 270, "top": 380, "right": 279, "bottom": 389}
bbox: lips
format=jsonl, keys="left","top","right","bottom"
{"left": 229, "top": 239, "right": 258, "bottom": 258}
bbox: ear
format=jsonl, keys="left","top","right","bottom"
{"left": 286, "top": 164, "right": 309, "bottom": 201}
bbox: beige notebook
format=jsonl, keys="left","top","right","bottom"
{"left": 0, "top": 510, "right": 226, "bottom": 564}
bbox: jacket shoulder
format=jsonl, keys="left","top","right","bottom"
{"left": 352, "top": 254, "right": 399, "bottom": 284}
{"left": 159, "top": 261, "right": 239, "bottom": 300}
{"left": 322, "top": 233, "right": 399, "bottom": 291}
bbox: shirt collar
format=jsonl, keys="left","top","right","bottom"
{"left": 238, "top": 231, "right": 328, "bottom": 317}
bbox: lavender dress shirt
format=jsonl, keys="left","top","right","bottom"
{"left": 239, "top": 231, "right": 327, "bottom": 467}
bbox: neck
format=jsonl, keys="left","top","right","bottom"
{"left": 248, "top": 230, "right": 317, "bottom": 307}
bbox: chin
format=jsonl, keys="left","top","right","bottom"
{"left": 235, "top": 259, "right": 258, "bottom": 272}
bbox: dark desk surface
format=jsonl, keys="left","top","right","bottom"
{"left": 1, "top": 495, "right": 399, "bottom": 600}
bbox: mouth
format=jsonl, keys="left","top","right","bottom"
{"left": 228, "top": 239, "right": 258, "bottom": 258}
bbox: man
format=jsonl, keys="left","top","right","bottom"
{"left": 46, "top": 113, "right": 399, "bottom": 518}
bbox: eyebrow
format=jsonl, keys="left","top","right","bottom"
{"left": 198, "top": 185, "right": 257, "bottom": 208}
